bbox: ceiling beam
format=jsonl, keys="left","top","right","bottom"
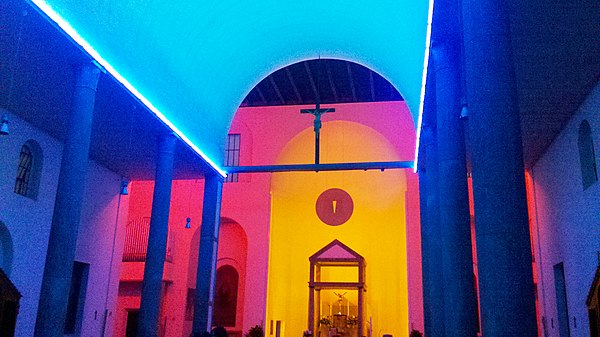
{"left": 269, "top": 76, "right": 285, "bottom": 105}
{"left": 224, "top": 160, "right": 414, "bottom": 173}
{"left": 326, "top": 62, "right": 339, "bottom": 103}
{"left": 305, "top": 62, "right": 320, "bottom": 102}
{"left": 369, "top": 70, "right": 375, "bottom": 101}
{"left": 346, "top": 62, "right": 357, "bottom": 102}
{"left": 286, "top": 67, "right": 303, "bottom": 103}
{"left": 255, "top": 85, "right": 267, "bottom": 105}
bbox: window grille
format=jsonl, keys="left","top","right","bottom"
{"left": 14, "top": 145, "right": 32, "bottom": 196}
{"left": 225, "top": 134, "right": 240, "bottom": 183}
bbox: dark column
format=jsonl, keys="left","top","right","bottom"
{"left": 421, "top": 122, "right": 445, "bottom": 337}
{"left": 418, "top": 168, "right": 432, "bottom": 334}
{"left": 193, "top": 173, "right": 224, "bottom": 334}
{"left": 462, "top": 0, "right": 538, "bottom": 335}
{"left": 34, "top": 63, "right": 101, "bottom": 337}
{"left": 432, "top": 42, "right": 478, "bottom": 337}
{"left": 137, "top": 134, "right": 177, "bottom": 337}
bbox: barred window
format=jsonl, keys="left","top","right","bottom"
{"left": 225, "top": 134, "right": 240, "bottom": 183}
{"left": 14, "top": 145, "right": 32, "bottom": 196}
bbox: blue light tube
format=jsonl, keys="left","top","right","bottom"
{"left": 29, "top": 0, "right": 228, "bottom": 178}
{"left": 413, "top": 0, "right": 435, "bottom": 172}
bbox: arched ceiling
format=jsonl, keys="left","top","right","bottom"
{"left": 29, "top": 0, "right": 431, "bottom": 173}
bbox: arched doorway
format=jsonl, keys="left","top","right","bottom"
{"left": 214, "top": 265, "right": 240, "bottom": 328}
{"left": 187, "top": 219, "right": 248, "bottom": 337}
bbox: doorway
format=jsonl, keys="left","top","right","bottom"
{"left": 125, "top": 310, "right": 140, "bottom": 337}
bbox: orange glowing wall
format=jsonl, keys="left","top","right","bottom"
{"left": 266, "top": 121, "right": 410, "bottom": 337}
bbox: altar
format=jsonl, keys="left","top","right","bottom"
{"left": 308, "top": 240, "right": 366, "bottom": 337}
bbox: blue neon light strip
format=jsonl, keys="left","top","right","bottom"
{"left": 29, "top": 0, "right": 228, "bottom": 178}
{"left": 413, "top": 0, "right": 435, "bottom": 172}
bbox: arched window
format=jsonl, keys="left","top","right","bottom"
{"left": 14, "top": 140, "right": 43, "bottom": 199}
{"left": 578, "top": 120, "right": 598, "bottom": 189}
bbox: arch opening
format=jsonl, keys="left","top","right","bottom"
{"left": 266, "top": 120, "right": 415, "bottom": 337}
{"left": 186, "top": 218, "right": 248, "bottom": 335}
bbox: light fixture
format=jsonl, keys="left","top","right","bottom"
{"left": 29, "top": 0, "right": 227, "bottom": 177}
{"left": 460, "top": 105, "right": 468, "bottom": 119}
{"left": 120, "top": 180, "right": 129, "bottom": 195}
{"left": 185, "top": 217, "right": 191, "bottom": 229}
{"left": 0, "top": 115, "right": 8, "bottom": 135}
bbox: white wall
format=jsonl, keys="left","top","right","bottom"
{"left": 530, "top": 82, "right": 600, "bottom": 337}
{"left": 0, "top": 109, "right": 128, "bottom": 337}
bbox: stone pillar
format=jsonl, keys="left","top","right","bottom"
{"left": 462, "top": 0, "right": 538, "bottom": 334}
{"left": 421, "top": 122, "right": 446, "bottom": 337}
{"left": 137, "top": 134, "right": 177, "bottom": 337}
{"left": 34, "top": 62, "right": 101, "bottom": 337}
{"left": 193, "top": 173, "right": 224, "bottom": 334}
{"left": 432, "top": 42, "right": 478, "bottom": 337}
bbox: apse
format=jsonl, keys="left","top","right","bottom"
{"left": 267, "top": 121, "right": 410, "bottom": 337}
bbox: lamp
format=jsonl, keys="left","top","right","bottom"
{"left": 120, "top": 180, "right": 129, "bottom": 195}
{"left": 460, "top": 105, "right": 468, "bottom": 119}
{"left": 185, "top": 217, "right": 191, "bottom": 229}
{"left": 0, "top": 115, "right": 8, "bottom": 135}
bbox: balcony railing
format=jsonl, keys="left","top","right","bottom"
{"left": 123, "top": 217, "right": 174, "bottom": 262}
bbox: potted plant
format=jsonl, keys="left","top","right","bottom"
{"left": 409, "top": 329, "right": 423, "bottom": 337}
{"left": 245, "top": 325, "right": 264, "bottom": 337}
{"left": 319, "top": 317, "right": 331, "bottom": 327}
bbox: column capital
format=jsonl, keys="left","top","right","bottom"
{"left": 75, "top": 62, "right": 102, "bottom": 91}
{"left": 205, "top": 170, "right": 225, "bottom": 183}
{"left": 157, "top": 134, "right": 177, "bottom": 154}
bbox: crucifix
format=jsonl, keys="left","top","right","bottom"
{"left": 333, "top": 292, "right": 347, "bottom": 314}
{"left": 301, "top": 102, "right": 335, "bottom": 164}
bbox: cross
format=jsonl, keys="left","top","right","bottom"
{"left": 301, "top": 103, "right": 335, "bottom": 164}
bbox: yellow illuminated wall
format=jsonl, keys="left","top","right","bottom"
{"left": 266, "top": 121, "right": 409, "bottom": 337}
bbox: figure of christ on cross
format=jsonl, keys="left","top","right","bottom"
{"left": 301, "top": 103, "right": 335, "bottom": 164}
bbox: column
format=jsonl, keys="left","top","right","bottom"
{"left": 421, "top": 121, "right": 446, "bottom": 337}
{"left": 193, "top": 173, "right": 224, "bottom": 334}
{"left": 137, "top": 134, "right": 177, "bottom": 337}
{"left": 34, "top": 62, "right": 101, "bottom": 337}
{"left": 418, "top": 169, "right": 432, "bottom": 334}
{"left": 432, "top": 42, "right": 478, "bottom": 337}
{"left": 462, "top": 0, "right": 538, "bottom": 334}
{"left": 308, "top": 285, "right": 315, "bottom": 333}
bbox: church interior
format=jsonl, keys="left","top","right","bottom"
{"left": 0, "top": 0, "right": 598, "bottom": 336}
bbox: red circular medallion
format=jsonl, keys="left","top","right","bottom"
{"left": 316, "top": 188, "right": 354, "bottom": 226}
